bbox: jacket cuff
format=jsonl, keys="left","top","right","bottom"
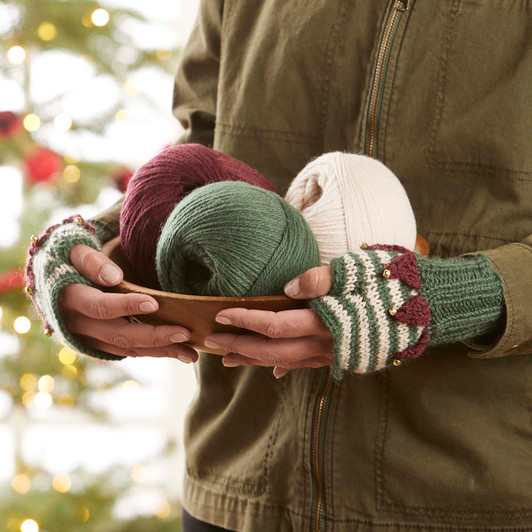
{"left": 25, "top": 215, "right": 123, "bottom": 361}
{"left": 88, "top": 196, "right": 124, "bottom": 244}
{"left": 459, "top": 243, "right": 532, "bottom": 358}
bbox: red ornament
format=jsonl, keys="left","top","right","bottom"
{"left": 0, "top": 111, "right": 22, "bottom": 139}
{"left": 0, "top": 268, "right": 25, "bottom": 294}
{"left": 23, "top": 147, "right": 62, "bottom": 184}
{"left": 112, "top": 166, "right": 133, "bottom": 192}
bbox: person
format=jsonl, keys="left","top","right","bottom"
{"left": 25, "top": 1, "right": 532, "bottom": 531}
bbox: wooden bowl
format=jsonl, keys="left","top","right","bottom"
{"left": 102, "top": 234, "right": 429, "bottom": 354}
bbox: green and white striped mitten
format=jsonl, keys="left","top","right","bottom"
{"left": 310, "top": 244, "right": 504, "bottom": 381}
{"left": 25, "top": 214, "right": 122, "bottom": 361}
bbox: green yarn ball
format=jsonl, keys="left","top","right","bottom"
{"left": 155, "top": 181, "right": 321, "bottom": 297}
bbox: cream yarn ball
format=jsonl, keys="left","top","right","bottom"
{"left": 284, "top": 152, "right": 417, "bottom": 264}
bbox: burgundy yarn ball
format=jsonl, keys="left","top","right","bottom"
{"left": 120, "top": 144, "right": 276, "bottom": 288}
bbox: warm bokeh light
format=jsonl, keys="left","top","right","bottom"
{"left": 0, "top": 306, "right": 3, "bottom": 319}
{"left": 156, "top": 49, "right": 172, "bottom": 61}
{"left": 20, "top": 373, "right": 37, "bottom": 391}
{"left": 58, "top": 346, "right": 77, "bottom": 364}
{"left": 22, "top": 391, "right": 36, "bottom": 407}
{"left": 122, "top": 379, "right": 139, "bottom": 390}
{"left": 81, "top": 507, "right": 90, "bottom": 522}
{"left": 20, "top": 519, "right": 39, "bottom": 532}
{"left": 23, "top": 114, "right": 41, "bottom": 132}
{"left": 34, "top": 391, "right": 53, "bottom": 409}
{"left": 38, "top": 21, "right": 58, "bottom": 41}
{"left": 155, "top": 501, "right": 172, "bottom": 519}
{"left": 11, "top": 474, "right": 31, "bottom": 494}
{"left": 53, "top": 113, "right": 72, "bottom": 131}
{"left": 7, "top": 45, "right": 26, "bottom": 64}
{"left": 130, "top": 464, "right": 146, "bottom": 482}
{"left": 14, "top": 316, "right": 31, "bottom": 334}
{"left": 91, "top": 8, "right": 110, "bottom": 27}
{"left": 114, "top": 109, "right": 130, "bottom": 121}
{"left": 63, "top": 164, "right": 81, "bottom": 182}
{"left": 61, "top": 364, "right": 78, "bottom": 379}
{"left": 38, "top": 375, "right": 55, "bottom": 393}
{"left": 52, "top": 473, "right": 71, "bottom": 493}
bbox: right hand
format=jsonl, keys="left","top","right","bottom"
{"left": 59, "top": 244, "right": 198, "bottom": 363}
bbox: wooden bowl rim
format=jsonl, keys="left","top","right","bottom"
{"left": 102, "top": 236, "right": 294, "bottom": 303}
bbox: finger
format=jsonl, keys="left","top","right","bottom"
{"left": 204, "top": 333, "right": 332, "bottom": 366}
{"left": 60, "top": 284, "right": 161, "bottom": 319}
{"left": 284, "top": 266, "right": 333, "bottom": 299}
{"left": 70, "top": 244, "right": 124, "bottom": 286}
{"left": 80, "top": 335, "right": 198, "bottom": 363}
{"left": 66, "top": 315, "right": 191, "bottom": 348}
{"left": 273, "top": 366, "right": 291, "bottom": 379}
{"left": 215, "top": 308, "right": 330, "bottom": 338}
{"left": 222, "top": 352, "right": 331, "bottom": 370}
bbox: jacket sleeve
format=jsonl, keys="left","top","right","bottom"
{"left": 459, "top": 233, "right": 532, "bottom": 359}
{"left": 90, "top": 0, "right": 223, "bottom": 237}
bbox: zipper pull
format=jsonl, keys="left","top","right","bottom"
{"left": 397, "top": 0, "right": 410, "bottom": 11}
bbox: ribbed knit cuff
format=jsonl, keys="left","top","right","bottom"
{"left": 25, "top": 215, "right": 123, "bottom": 361}
{"left": 416, "top": 254, "right": 505, "bottom": 346}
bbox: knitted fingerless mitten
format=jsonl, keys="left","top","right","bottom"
{"left": 25, "top": 215, "right": 123, "bottom": 361}
{"left": 310, "top": 244, "right": 504, "bottom": 381}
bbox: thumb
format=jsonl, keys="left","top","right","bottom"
{"left": 284, "top": 266, "right": 333, "bottom": 299}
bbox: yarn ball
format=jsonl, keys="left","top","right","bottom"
{"left": 156, "top": 181, "right": 321, "bottom": 297}
{"left": 284, "top": 152, "right": 417, "bottom": 264}
{"left": 120, "top": 144, "right": 276, "bottom": 288}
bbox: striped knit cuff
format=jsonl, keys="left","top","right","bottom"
{"left": 25, "top": 215, "right": 123, "bottom": 361}
{"left": 310, "top": 245, "right": 430, "bottom": 381}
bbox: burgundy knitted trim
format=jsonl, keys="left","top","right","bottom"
{"left": 394, "top": 295, "right": 431, "bottom": 327}
{"left": 386, "top": 251, "right": 421, "bottom": 290}
{"left": 395, "top": 328, "right": 430, "bottom": 360}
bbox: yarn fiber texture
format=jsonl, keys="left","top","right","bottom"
{"left": 156, "top": 181, "right": 321, "bottom": 297}
{"left": 284, "top": 152, "right": 417, "bottom": 264}
{"left": 120, "top": 144, "right": 276, "bottom": 288}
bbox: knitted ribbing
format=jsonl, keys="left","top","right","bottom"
{"left": 120, "top": 144, "right": 276, "bottom": 288}
{"left": 25, "top": 215, "right": 123, "bottom": 361}
{"left": 156, "top": 181, "right": 321, "bottom": 297}
{"left": 311, "top": 247, "right": 504, "bottom": 380}
{"left": 285, "top": 153, "right": 417, "bottom": 264}
{"left": 416, "top": 254, "right": 504, "bottom": 345}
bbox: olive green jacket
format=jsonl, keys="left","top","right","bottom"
{"left": 94, "top": 1, "right": 532, "bottom": 530}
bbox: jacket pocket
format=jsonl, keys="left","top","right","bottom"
{"left": 374, "top": 350, "right": 532, "bottom": 525}
{"left": 426, "top": 0, "right": 532, "bottom": 180}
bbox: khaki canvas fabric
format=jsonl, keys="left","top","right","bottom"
{"left": 93, "top": 1, "right": 532, "bottom": 530}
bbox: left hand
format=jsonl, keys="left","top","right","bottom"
{"left": 203, "top": 266, "right": 334, "bottom": 378}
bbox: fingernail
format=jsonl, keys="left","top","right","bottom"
{"left": 273, "top": 368, "right": 288, "bottom": 379}
{"left": 100, "top": 264, "right": 121, "bottom": 284}
{"left": 169, "top": 333, "right": 188, "bottom": 343}
{"left": 204, "top": 339, "right": 221, "bottom": 350}
{"left": 215, "top": 316, "right": 232, "bottom": 325}
{"left": 139, "top": 301, "right": 158, "bottom": 312}
{"left": 178, "top": 354, "right": 194, "bottom": 364}
{"left": 222, "top": 358, "right": 240, "bottom": 367}
{"left": 285, "top": 278, "right": 301, "bottom": 297}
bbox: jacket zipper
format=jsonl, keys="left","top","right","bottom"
{"left": 364, "top": 0, "right": 410, "bottom": 158}
{"left": 310, "top": 368, "right": 333, "bottom": 532}
{"left": 308, "top": 4, "right": 411, "bottom": 529}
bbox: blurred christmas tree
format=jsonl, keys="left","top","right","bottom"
{"left": 0, "top": 1, "right": 185, "bottom": 530}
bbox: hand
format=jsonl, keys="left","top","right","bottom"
{"left": 59, "top": 244, "right": 197, "bottom": 363}
{"left": 203, "top": 266, "right": 334, "bottom": 378}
